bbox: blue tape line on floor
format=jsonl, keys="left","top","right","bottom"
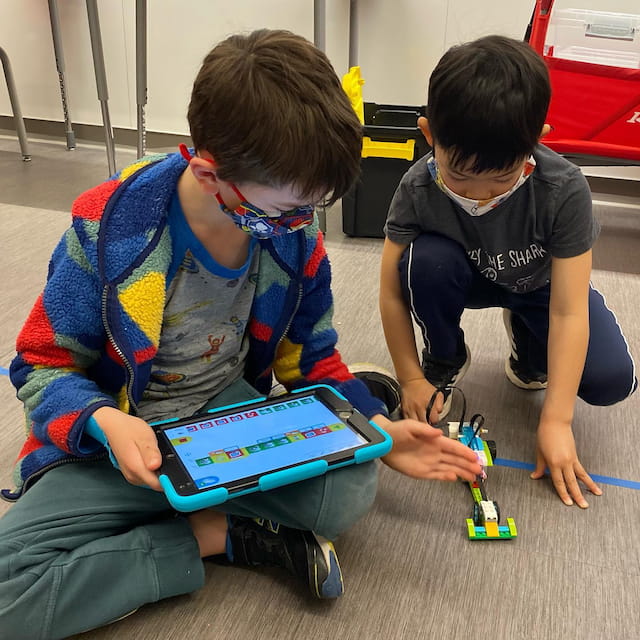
{"left": 494, "top": 457, "right": 640, "bottom": 490}
{"left": 2, "top": 363, "right": 640, "bottom": 490}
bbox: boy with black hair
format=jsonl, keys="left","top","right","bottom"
{"left": 380, "top": 35, "right": 636, "bottom": 510}
{"left": 0, "top": 29, "right": 480, "bottom": 639}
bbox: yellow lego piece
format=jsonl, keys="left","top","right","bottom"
{"left": 484, "top": 521, "right": 500, "bottom": 538}
{"left": 482, "top": 440, "right": 494, "bottom": 466}
{"left": 507, "top": 518, "right": 518, "bottom": 537}
{"left": 466, "top": 519, "right": 476, "bottom": 538}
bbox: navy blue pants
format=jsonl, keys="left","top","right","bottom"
{"left": 399, "top": 233, "right": 637, "bottom": 406}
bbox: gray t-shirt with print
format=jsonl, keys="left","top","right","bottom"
{"left": 137, "top": 192, "right": 260, "bottom": 424}
{"left": 384, "top": 144, "right": 599, "bottom": 293}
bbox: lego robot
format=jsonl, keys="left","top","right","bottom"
{"left": 449, "top": 420, "right": 517, "bottom": 541}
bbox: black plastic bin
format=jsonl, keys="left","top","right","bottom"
{"left": 342, "top": 102, "right": 429, "bottom": 238}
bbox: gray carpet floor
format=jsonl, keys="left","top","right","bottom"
{"left": 1, "top": 135, "right": 640, "bottom": 639}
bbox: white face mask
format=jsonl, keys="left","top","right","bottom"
{"left": 427, "top": 155, "right": 536, "bottom": 216}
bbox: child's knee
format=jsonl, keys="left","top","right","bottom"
{"left": 579, "top": 364, "right": 638, "bottom": 406}
{"left": 311, "top": 462, "right": 378, "bottom": 540}
{"left": 399, "top": 234, "right": 471, "bottom": 291}
{"left": 0, "top": 549, "right": 42, "bottom": 640}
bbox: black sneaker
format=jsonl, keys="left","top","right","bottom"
{"left": 421, "top": 342, "right": 471, "bottom": 419}
{"left": 502, "top": 310, "right": 547, "bottom": 390}
{"left": 227, "top": 516, "right": 344, "bottom": 599}
{"left": 349, "top": 363, "right": 401, "bottom": 419}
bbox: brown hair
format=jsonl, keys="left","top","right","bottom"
{"left": 188, "top": 29, "right": 362, "bottom": 205}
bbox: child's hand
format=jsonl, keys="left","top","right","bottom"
{"left": 400, "top": 378, "right": 442, "bottom": 425}
{"left": 92, "top": 407, "right": 163, "bottom": 491}
{"left": 532, "top": 419, "right": 602, "bottom": 508}
{"left": 374, "top": 415, "right": 482, "bottom": 481}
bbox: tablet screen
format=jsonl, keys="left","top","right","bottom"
{"left": 161, "top": 393, "right": 368, "bottom": 490}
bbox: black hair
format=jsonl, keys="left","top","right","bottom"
{"left": 427, "top": 35, "right": 550, "bottom": 172}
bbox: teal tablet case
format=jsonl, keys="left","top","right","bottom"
{"left": 86, "top": 384, "right": 392, "bottom": 512}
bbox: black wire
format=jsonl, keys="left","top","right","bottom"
{"left": 426, "top": 385, "right": 490, "bottom": 502}
{"left": 425, "top": 384, "right": 467, "bottom": 429}
{"left": 425, "top": 386, "right": 485, "bottom": 452}
{"left": 468, "top": 413, "right": 485, "bottom": 446}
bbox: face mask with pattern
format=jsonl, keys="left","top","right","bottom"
{"left": 427, "top": 154, "right": 536, "bottom": 216}
{"left": 179, "top": 144, "right": 315, "bottom": 239}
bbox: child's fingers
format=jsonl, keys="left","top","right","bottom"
{"left": 530, "top": 452, "right": 546, "bottom": 479}
{"left": 427, "top": 392, "right": 444, "bottom": 426}
{"left": 563, "top": 468, "right": 588, "bottom": 508}
{"left": 130, "top": 446, "right": 162, "bottom": 490}
{"left": 138, "top": 437, "right": 162, "bottom": 471}
{"left": 549, "top": 466, "right": 573, "bottom": 506}
{"left": 136, "top": 439, "right": 162, "bottom": 491}
{"left": 576, "top": 465, "right": 602, "bottom": 496}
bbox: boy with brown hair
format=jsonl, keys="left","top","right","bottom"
{"left": 0, "top": 29, "right": 480, "bottom": 638}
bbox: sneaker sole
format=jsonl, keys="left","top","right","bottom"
{"left": 439, "top": 344, "right": 472, "bottom": 420}
{"left": 504, "top": 356, "right": 548, "bottom": 390}
{"left": 349, "top": 362, "right": 401, "bottom": 419}
{"left": 311, "top": 534, "right": 344, "bottom": 599}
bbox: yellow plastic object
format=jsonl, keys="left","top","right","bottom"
{"left": 483, "top": 440, "right": 494, "bottom": 466}
{"left": 466, "top": 519, "right": 476, "bottom": 538}
{"left": 342, "top": 66, "right": 415, "bottom": 161}
{"left": 362, "top": 136, "right": 415, "bottom": 161}
{"left": 342, "top": 66, "right": 365, "bottom": 124}
{"left": 507, "top": 518, "right": 518, "bottom": 537}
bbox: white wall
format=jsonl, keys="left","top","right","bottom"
{"left": 0, "top": 0, "right": 316, "bottom": 135}
{"left": 1, "top": 0, "right": 639, "bottom": 136}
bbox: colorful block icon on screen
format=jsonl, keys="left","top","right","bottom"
{"left": 210, "top": 450, "right": 230, "bottom": 463}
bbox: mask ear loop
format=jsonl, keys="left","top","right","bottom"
{"left": 178, "top": 143, "right": 194, "bottom": 163}
{"left": 179, "top": 143, "right": 250, "bottom": 207}
{"left": 178, "top": 143, "right": 216, "bottom": 167}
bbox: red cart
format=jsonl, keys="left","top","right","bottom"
{"left": 528, "top": 0, "right": 640, "bottom": 162}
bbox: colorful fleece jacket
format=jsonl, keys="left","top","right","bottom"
{"left": 4, "top": 152, "right": 385, "bottom": 500}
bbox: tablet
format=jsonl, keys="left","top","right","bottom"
{"left": 154, "top": 384, "right": 392, "bottom": 512}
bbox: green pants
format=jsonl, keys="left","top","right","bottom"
{"left": 0, "top": 380, "right": 378, "bottom": 640}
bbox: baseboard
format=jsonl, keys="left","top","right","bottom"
{"left": 0, "top": 115, "right": 189, "bottom": 150}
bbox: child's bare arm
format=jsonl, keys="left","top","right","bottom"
{"left": 533, "top": 250, "right": 601, "bottom": 507}
{"left": 379, "top": 238, "right": 442, "bottom": 424}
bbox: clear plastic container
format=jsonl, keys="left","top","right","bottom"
{"left": 545, "top": 9, "right": 640, "bottom": 69}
